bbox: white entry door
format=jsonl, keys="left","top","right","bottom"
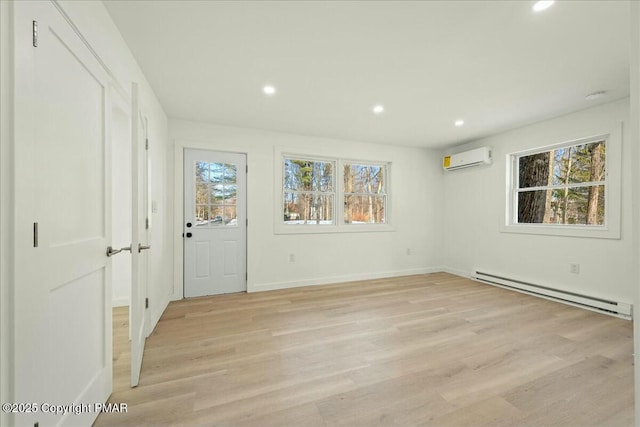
{"left": 13, "top": 1, "right": 111, "bottom": 426}
{"left": 131, "top": 83, "right": 150, "bottom": 387}
{"left": 184, "top": 149, "right": 247, "bottom": 297}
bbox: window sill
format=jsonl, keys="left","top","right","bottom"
{"left": 500, "top": 223, "right": 620, "bottom": 240}
{"left": 274, "top": 223, "right": 395, "bottom": 235}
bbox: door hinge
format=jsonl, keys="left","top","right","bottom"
{"left": 246, "top": 218, "right": 248, "bottom": 227}
{"left": 145, "top": 217, "right": 149, "bottom": 229}
{"left": 246, "top": 272, "right": 248, "bottom": 281}
{"left": 33, "top": 222, "right": 39, "bottom": 247}
{"left": 145, "top": 138, "right": 149, "bottom": 150}
{"left": 32, "top": 20, "right": 38, "bottom": 47}
{"left": 145, "top": 297, "right": 149, "bottom": 309}
{"left": 246, "top": 164, "right": 248, "bottom": 173}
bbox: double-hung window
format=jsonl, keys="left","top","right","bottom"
{"left": 279, "top": 153, "right": 390, "bottom": 232}
{"left": 514, "top": 139, "right": 606, "bottom": 226}
{"left": 343, "top": 163, "right": 386, "bottom": 224}
{"left": 505, "top": 126, "right": 621, "bottom": 239}
{"left": 283, "top": 157, "right": 335, "bottom": 225}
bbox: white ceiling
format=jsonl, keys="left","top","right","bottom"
{"left": 104, "top": 0, "right": 630, "bottom": 148}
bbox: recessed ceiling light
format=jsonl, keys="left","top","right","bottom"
{"left": 263, "top": 85, "right": 276, "bottom": 96}
{"left": 454, "top": 119, "right": 465, "bottom": 127}
{"left": 533, "top": 1, "right": 555, "bottom": 12}
{"left": 372, "top": 104, "right": 385, "bottom": 114}
{"left": 585, "top": 91, "right": 606, "bottom": 101}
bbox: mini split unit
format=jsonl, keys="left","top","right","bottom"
{"left": 443, "top": 147, "right": 492, "bottom": 171}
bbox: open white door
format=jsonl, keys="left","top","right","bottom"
{"left": 184, "top": 149, "right": 247, "bottom": 297}
{"left": 13, "top": 1, "right": 112, "bottom": 425}
{"left": 130, "top": 83, "right": 150, "bottom": 387}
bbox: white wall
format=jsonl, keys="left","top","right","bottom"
{"left": 630, "top": 3, "right": 639, "bottom": 426}
{"left": 55, "top": 1, "right": 174, "bottom": 326}
{"left": 1, "top": 2, "right": 173, "bottom": 420}
{"left": 170, "top": 120, "right": 444, "bottom": 294}
{"left": 1, "top": 1, "right": 15, "bottom": 426}
{"left": 442, "top": 98, "right": 634, "bottom": 304}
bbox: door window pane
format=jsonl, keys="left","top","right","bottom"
{"left": 224, "top": 163, "right": 237, "bottom": 184}
{"left": 194, "top": 161, "right": 239, "bottom": 227}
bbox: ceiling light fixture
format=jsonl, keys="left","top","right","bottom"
{"left": 585, "top": 91, "right": 606, "bottom": 101}
{"left": 263, "top": 85, "right": 276, "bottom": 96}
{"left": 454, "top": 119, "right": 465, "bottom": 127}
{"left": 373, "top": 104, "right": 385, "bottom": 114}
{"left": 532, "top": 1, "right": 555, "bottom": 12}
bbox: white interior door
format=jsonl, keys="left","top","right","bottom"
{"left": 184, "top": 149, "right": 247, "bottom": 297}
{"left": 111, "top": 95, "right": 132, "bottom": 309}
{"left": 130, "top": 83, "right": 150, "bottom": 387}
{"left": 13, "top": 1, "right": 112, "bottom": 425}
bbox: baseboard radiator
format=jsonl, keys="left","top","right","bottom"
{"left": 473, "top": 271, "right": 632, "bottom": 319}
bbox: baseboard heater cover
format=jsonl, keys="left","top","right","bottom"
{"left": 473, "top": 271, "right": 632, "bottom": 319}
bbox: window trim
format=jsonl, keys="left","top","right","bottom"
{"left": 275, "top": 148, "right": 394, "bottom": 234}
{"left": 502, "top": 123, "right": 622, "bottom": 239}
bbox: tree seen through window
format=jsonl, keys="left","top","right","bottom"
{"left": 517, "top": 140, "right": 605, "bottom": 225}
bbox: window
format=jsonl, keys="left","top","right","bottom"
{"left": 283, "top": 157, "right": 334, "bottom": 225}
{"left": 195, "top": 162, "right": 238, "bottom": 227}
{"left": 514, "top": 139, "right": 606, "bottom": 226}
{"left": 343, "top": 163, "right": 386, "bottom": 224}
{"left": 278, "top": 152, "right": 391, "bottom": 232}
{"left": 504, "top": 125, "right": 622, "bottom": 240}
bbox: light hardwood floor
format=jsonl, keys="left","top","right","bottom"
{"left": 94, "top": 273, "right": 633, "bottom": 427}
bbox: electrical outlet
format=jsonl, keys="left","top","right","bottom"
{"left": 289, "top": 254, "right": 295, "bottom": 262}
{"left": 570, "top": 263, "right": 580, "bottom": 274}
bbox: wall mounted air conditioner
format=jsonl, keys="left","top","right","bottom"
{"left": 443, "top": 147, "right": 492, "bottom": 171}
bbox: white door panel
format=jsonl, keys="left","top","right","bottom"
{"left": 14, "top": 1, "right": 111, "bottom": 426}
{"left": 131, "top": 83, "right": 149, "bottom": 387}
{"left": 184, "top": 149, "right": 247, "bottom": 297}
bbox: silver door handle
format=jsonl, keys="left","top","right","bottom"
{"left": 138, "top": 244, "right": 151, "bottom": 253}
{"left": 106, "top": 245, "right": 132, "bottom": 257}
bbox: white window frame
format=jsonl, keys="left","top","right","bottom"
{"left": 274, "top": 148, "right": 393, "bottom": 234}
{"left": 503, "top": 123, "right": 622, "bottom": 239}
{"left": 340, "top": 159, "right": 388, "bottom": 226}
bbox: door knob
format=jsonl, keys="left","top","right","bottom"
{"left": 186, "top": 222, "right": 192, "bottom": 228}
{"left": 186, "top": 232, "right": 193, "bottom": 238}
{"left": 106, "top": 246, "right": 121, "bottom": 257}
{"left": 106, "top": 245, "right": 132, "bottom": 257}
{"left": 138, "top": 244, "right": 151, "bottom": 253}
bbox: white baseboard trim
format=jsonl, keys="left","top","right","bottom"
{"left": 111, "top": 297, "right": 130, "bottom": 308}
{"left": 250, "top": 267, "right": 443, "bottom": 293}
{"left": 440, "top": 266, "right": 473, "bottom": 279}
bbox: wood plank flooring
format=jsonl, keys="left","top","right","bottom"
{"left": 94, "top": 273, "right": 634, "bottom": 427}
